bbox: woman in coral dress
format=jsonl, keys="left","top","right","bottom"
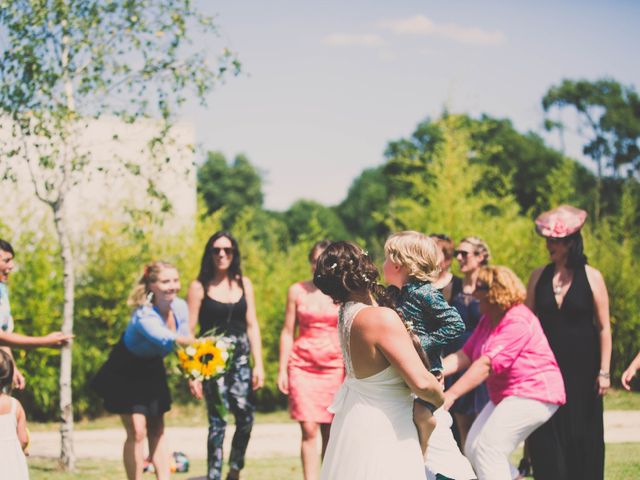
{"left": 278, "top": 241, "right": 344, "bottom": 480}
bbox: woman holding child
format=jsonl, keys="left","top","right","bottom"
{"left": 313, "top": 241, "right": 444, "bottom": 479}
{"left": 442, "top": 265, "right": 566, "bottom": 480}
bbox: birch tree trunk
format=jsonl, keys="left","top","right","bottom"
{"left": 53, "top": 198, "right": 75, "bottom": 470}
{"left": 57, "top": 26, "right": 76, "bottom": 469}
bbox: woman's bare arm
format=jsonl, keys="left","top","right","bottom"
{"left": 372, "top": 308, "right": 444, "bottom": 407}
{"left": 277, "top": 284, "right": 298, "bottom": 394}
{"left": 244, "top": 277, "right": 264, "bottom": 390}
{"left": 186, "top": 280, "right": 204, "bottom": 334}
{"left": 586, "top": 266, "right": 612, "bottom": 396}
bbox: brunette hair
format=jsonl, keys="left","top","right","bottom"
{"left": 477, "top": 266, "right": 526, "bottom": 311}
{"left": 0, "top": 349, "right": 14, "bottom": 394}
{"left": 0, "top": 239, "right": 14, "bottom": 256}
{"left": 564, "top": 231, "right": 588, "bottom": 269}
{"left": 313, "top": 241, "right": 394, "bottom": 307}
{"left": 127, "top": 261, "right": 177, "bottom": 307}
{"left": 197, "top": 231, "right": 244, "bottom": 289}
{"left": 459, "top": 236, "right": 491, "bottom": 265}
{"left": 430, "top": 233, "right": 455, "bottom": 261}
{"left": 384, "top": 231, "right": 441, "bottom": 283}
{"left": 308, "top": 240, "right": 332, "bottom": 262}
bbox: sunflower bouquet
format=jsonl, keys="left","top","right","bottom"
{"left": 176, "top": 334, "right": 234, "bottom": 382}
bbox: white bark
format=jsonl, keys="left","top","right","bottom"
{"left": 57, "top": 25, "right": 76, "bottom": 471}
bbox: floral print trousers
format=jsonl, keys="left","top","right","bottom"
{"left": 203, "top": 334, "right": 255, "bottom": 480}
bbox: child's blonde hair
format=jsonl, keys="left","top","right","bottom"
{"left": 384, "top": 231, "right": 441, "bottom": 283}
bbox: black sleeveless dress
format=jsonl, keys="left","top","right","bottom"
{"left": 528, "top": 264, "right": 604, "bottom": 480}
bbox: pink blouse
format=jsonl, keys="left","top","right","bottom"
{"left": 462, "top": 304, "right": 566, "bottom": 406}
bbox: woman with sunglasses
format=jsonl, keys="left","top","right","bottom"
{"left": 525, "top": 206, "right": 611, "bottom": 480}
{"left": 277, "top": 240, "right": 344, "bottom": 480}
{"left": 444, "top": 236, "right": 491, "bottom": 450}
{"left": 442, "top": 266, "right": 565, "bottom": 480}
{"left": 429, "top": 234, "right": 462, "bottom": 304}
{"left": 187, "top": 231, "right": 264, "bottom": 480}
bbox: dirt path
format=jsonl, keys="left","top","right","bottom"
{"left": 30, "top": 411, "right": 640, "bottom": 460}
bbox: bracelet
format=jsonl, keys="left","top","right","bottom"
{"left": 598, "top": 370, "right": 610, "bottom": 379}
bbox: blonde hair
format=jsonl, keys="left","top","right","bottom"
{"left": 459, "top": 236, "right": 491, "bottom": 265}
{"left": 127, "top": 261, "right": 177, "bottom": 307}
{"left": 384, "top": 231, "right": 441, "bottom": 283}
{"left": 477, "top": 266, "right": 526, "bottom": 311}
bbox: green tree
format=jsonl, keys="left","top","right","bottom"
{"left": 198, "top": 151, "right": 264, "bottom": 226}
{"left": 0, "top": 1, "right": 238, "bottom": 468}
{"left": 284, "top": 199, "right": 349, "bottom": 243}
{"left": 338, "top": 166, "right": 391, "bottom": 253}
{"left": 542, "top": 78, "right": 640, "bottom": 221}
{"left": 384, "top": 113, "right": 594, "bottom": 217}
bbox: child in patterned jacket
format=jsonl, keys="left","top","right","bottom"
{"left": 383, "top": 231, "right": 465, "bottom": 457}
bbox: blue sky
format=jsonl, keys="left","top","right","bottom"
{"left": 185, "top": 1, "right": 640, "bottom": 210}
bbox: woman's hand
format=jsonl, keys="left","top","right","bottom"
{"left": 13, "top": 367, "right": 26, "bottom": 390}
{"left": 41, "top": 332, "right": 73, "bottom": 347}
{"left": 188, "top": 379, "right": 203, "bottom": 400}
{"left": 176, "top": 335, "right": 196, "bottom": 347}
{"left": 252, "top": 364, "right": 265, "bottom": 391}
{"left": 596, "top": 374, "right": 610, "bottom": 396}
{"left": 621, "top": 365, "right": 638, "bottom": 391}
{"left": 277, "top": 369, "right": 289, "bottom": 394}
{"left": 442, "top": 391, "right": 457, "bottom": 411}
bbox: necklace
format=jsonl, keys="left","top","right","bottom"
{"left": 553, "top": 282, "right": 563, "bottom": 296}
{"left": 553, "top": 275, "right": 570, "bottom": 296}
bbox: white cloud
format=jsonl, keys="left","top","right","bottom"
{"left": 322, "top": 33, "right": 386, "bottom": 47}
{"left": 378, "top": 14, "right": 505, "bottom": 46}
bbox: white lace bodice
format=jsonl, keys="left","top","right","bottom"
{"left": 338, "top": 301, "right": 369, "bottom": 378}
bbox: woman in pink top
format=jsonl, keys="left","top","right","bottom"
{"left": 442, "top": 266, "right": 565, "bottom": 480}
{"left": 278, "top": 241, "right": 344, "bottom": 480}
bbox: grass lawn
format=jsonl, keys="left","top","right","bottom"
{"left": 29, "top": 455, "right": 301, "bottom": 480}
{"left": 30, "top": 404, "right": 293, "bottom": 432}
{"left": 604, "top": 388, "right": 640, "bottom": 410}
{"left": 29, "top": 443, "right": 640, "bottom": 479}
{"left": 28, "top": 388, "right": 639, "bottom": 433}
{"left": 510, "top": 443, "right": 640, "bottom": 478}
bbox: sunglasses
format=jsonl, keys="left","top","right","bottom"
{"left": 454, "top": 250, "right": 474, "bottom": 258}
{"left": 212, "top": 247, "right": 235, "bottom": 256}
{"left": 475, "top": 283, "right": 490, "bottom": 291}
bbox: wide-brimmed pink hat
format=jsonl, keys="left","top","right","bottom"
{"left": 535, "top": 205, "right": 587, "bottom": 238}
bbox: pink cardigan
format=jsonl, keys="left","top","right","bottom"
{"left": 462, "top": 304, "right": 566, "bottom": 406}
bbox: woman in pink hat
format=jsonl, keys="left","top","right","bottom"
{"left": 525, "top": 205, "right": 611, "bottom": 480}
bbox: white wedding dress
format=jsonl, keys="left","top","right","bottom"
{"left": 320, "top": 302, "right": 426, "bottom": 480}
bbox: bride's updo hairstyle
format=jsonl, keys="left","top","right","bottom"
{"left": 313, "top": 241, "right": 393, "bottom": 306}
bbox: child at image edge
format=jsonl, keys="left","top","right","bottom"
{"left": 383, "top": 231, "right": 465, "bottom": 457}
{"left": 0, "top": 349, "right": 29, "bottom": 479}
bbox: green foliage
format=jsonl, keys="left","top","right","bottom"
{"left": 198, "top": 152, "right": 264, "bottom": 227}
{"left": 543, "top": 78, "right": 640, "bottom": 175}
{"left": 283, "top": 199, "right": 349, "bottom": 243}
{"left": 4, "top": 107, "right": 639, "bottom": 420}
{"left": 338, "top": 166, "right": 391, "bottom": 253}
{"left": 8, "top": 229, "right": 64, "bottom": 420}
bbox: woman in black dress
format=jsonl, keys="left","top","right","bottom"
{"left": 526, "top": 205, "right": 612, "bottom": 480}
{"left": 187, "top": 231, "right": 264, "bottom": 480}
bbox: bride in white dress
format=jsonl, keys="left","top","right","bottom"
{"left": 313, "top": 241, "right": 444, "bottom": 480}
